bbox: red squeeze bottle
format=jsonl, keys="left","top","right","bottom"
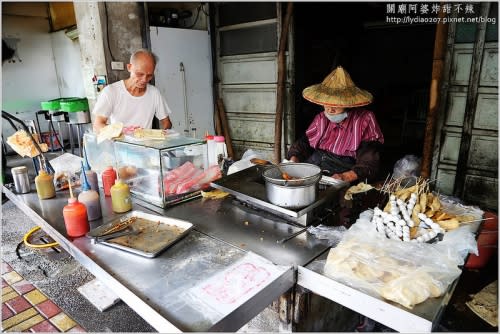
{"left": 63, "top": 198, "right": 89, "bottom": 238}
{"left": 102, "top": 166, "right": 117, "bottom": 197}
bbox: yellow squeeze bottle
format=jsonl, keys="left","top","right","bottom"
{"left": 34, "top": 170, "right": 56, "bottom": 199}
{"left": 110, "top": 179, "right": 132, "bottom": 213}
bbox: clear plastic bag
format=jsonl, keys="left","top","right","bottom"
{"left": 307, "top": 225, "right": 347, "bottom": 247}
{"left": 323, "top": 217, "right": 463, "bottom": 309}
{"left": 392, "top": 154, "right": 421, "bottom": 179}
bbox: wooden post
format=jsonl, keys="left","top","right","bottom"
{"left": 420, "top": 11, "right": 449, "bottom": 178}
{"left": 274, "top": 2, "right": 294, "bottom": 163}
{"left": 216, "top": 98, "right": 235, "bottom": 159}
{"left": 214, "top": 101, "right": 223, "bottom": 136}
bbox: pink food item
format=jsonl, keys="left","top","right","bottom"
{"left": 164, "top": 161, "right": 196, "bottom": 182}
{"left": 175, "top": 165, "right": 222, "bottom": 194}
{"left": 162, "top": 163, "right": 222, "bottom": 196}
{"left": 166, "top": 168, "right": 203, "bottom": 195}
{"left": 122, "top": 125, "right": 142, "bottom": 135}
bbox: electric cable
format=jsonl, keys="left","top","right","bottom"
{"left": 187, "top": 5, "right": 202, "bottom": 29}
{"left": 104, "top": 2, "right": 116, "bottom": 61}
{"left": 200, "top": 3, "right": 209, "bottom": 17}
{"left": 23, "top": 226, "right": 59, "bottom": 249}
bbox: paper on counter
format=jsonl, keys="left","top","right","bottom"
{"left": 185, "top": 252, "right": 286, "bottom": 318}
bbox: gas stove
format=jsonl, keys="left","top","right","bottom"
{"left": 210, "top": 165, "right": 347, "bottom": 226}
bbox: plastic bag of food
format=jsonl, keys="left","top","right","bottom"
{"left": 323, "top": 217, "right": 463, "bottom": 309}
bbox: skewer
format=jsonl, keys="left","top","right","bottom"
{"left": 380, "top": 174, "right": 391, "bottom": 193}
{"left": 462, "top": 217, "right": 494, "bottom": 224}
{"left": 67, "top": 173, "right": 74, "bottom": 199}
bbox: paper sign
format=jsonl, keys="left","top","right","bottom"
{"left": 188, "top": 252, "right": 284, "bottom": 315}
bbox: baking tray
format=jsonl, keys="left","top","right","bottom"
{"left": 86, "top": 210, "right": 193, "bottom": 258}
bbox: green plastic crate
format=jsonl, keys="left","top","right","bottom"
{"left": 60, "top": 98, "right": 89, "bottom": 112}
{"left": 40, "top": 97, "right": 79, "bottom": 111}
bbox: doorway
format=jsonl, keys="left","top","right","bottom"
{"left": 293, "top": 3, "right": 437, "bottom": 177}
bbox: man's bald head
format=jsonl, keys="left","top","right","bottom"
{"left": 130, "top": 49, "right": 158, "bottom": 68}
{"left": 126, "top": 49, "right": 158, "bottom": 92}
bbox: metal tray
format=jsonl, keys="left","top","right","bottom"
{"left": 86, "top": 210, "right": 193, "bottom": 258}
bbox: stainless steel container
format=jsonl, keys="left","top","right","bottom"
{"left": 262, "top": 163, "right": 322, "bottom": 209}
{"left": 11, "top": 166, "right": 31, "bottom": 194}
{"left": 68, "top": 110, "right": 91, "bottom": 124}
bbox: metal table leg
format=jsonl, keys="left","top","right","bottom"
{"left": 68, "top": 124, "right": 75, "bottom": 155}
{"left": 77, "top": 124, "right": 83, "bottom": 157}
{"left": 56, "top": 121, "right": 64, "bottom": 152}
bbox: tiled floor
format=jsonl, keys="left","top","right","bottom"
{"left": 1, "top": 261, "right": 86, "bottom": 332}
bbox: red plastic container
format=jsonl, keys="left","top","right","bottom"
{"left": 465, "top": 212, "right": 498, "bottom": 269}
{"left": 102, "top": 166, "right": 117, "bottom": 197}
{"left": 63, "top": 198, "right": 89, "bottom": 238}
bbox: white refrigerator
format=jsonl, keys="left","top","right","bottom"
{"left": 150, "top": 27, "right": 215, "bottom": 139}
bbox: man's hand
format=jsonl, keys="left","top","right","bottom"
{"left": 289, "top": 155, "right": 299, "bottom": 163}
{"left": 93, "top": 115, "right": 109, "bottom": 133}
{"left": 332, "top": 170, "right": 358, "bottom": 183}
{"left": 160, "top": 117, "right": 172, "bottom": 130}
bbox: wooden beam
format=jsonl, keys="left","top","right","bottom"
{"left": 216, "top": 98, "right": 235, "bottom": 159}
{"left": 421, "top": 10, "right": 449, "bottom": 178}
{"left": 274, "top": 2, "right": 294, "bottom": 163}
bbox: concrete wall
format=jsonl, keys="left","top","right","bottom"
{"left": 73, "top": 2, "right": 108, "bottom": 112}
{"left": 102, "top": 2, "right": 144, "bottom": 84}
{"left": 73, "top": 2, "right": 144, "bottom": 113}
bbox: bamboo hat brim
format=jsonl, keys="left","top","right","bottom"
{"left": 302, "top": 66, "right": 373, "bottom": 107}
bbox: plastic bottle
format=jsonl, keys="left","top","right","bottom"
{"left": 80, "top": 151, "right": 99, "bottom": 192}
{"left": 110, "top": 179, "right": 132, "bottom": 213}
{"left": 63, "top": 197, "right": 89, "bottom": 238}
{"left": 34, "top": 170, "right": 56, "bottom": 199}
{"left": 78, "top": 162, "right": 102, "bottom": 221}
{"left": 214, "top": 136, "right": 228, "bottom": 165}
{"left": 206, "top": 135, "right": 216, "bottom": 166}
{"left": 102, "top": 166, "right": 117, "bottom": 197}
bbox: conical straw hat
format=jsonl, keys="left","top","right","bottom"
{"left": 302, "top": 66, "right": 373, "bottom": 107}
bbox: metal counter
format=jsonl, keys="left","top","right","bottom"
{"left": 3, "top": 183, "right": 473, "bottom": 333}
{"left": 297, "top": 247, "right": 460, "bottom": 332}
{"left": 2, "top": 186, "right": 294, "bottom": 332}
{"left": 141, "top": 196, "right": 331, "bottom": 267}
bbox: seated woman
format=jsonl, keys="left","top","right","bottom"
{"left": 287, "top": 66, "right": 384, "bottom": 183}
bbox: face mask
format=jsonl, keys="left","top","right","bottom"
{"left": 324, "top": 111, "right": 348, "bottom": 123}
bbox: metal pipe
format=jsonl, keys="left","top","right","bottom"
{"left": 180, "top": 62, "right": 189, "bottom": 136}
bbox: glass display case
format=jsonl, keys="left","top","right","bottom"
{"left": 83, "top": 132, "right": 117, "bottom": 175}
{"left": 113, "top": 136, "right": 207, "bottom": 208}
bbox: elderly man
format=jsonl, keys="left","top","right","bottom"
{"left": 92, "top": 49, "right": 172, "bottom": 132}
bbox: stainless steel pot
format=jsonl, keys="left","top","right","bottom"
{"left": 262, "top": 163, "right": 321, "bottom": 209}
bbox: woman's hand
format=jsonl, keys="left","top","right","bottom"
{"left": 332, "top": 170, "right": 358, "bottom": 182}
{"left": 290, "top": 156, "right": 300, "bottom": 163}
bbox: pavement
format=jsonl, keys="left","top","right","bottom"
{"left": 2, "top": 260, "right": 85, "bottom": 332}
